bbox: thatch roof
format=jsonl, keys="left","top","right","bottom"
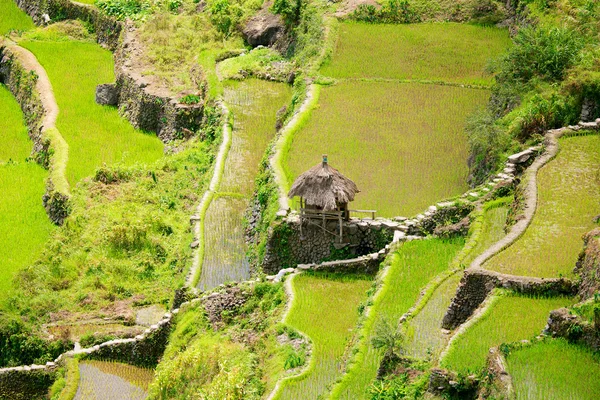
{"left": 288, "top": 156, "right": 359, "bottom": 210}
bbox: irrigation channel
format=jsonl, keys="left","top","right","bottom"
{"left": 197, "top": 79, "right": 291, "bottom": 290}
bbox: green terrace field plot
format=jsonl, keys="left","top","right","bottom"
{"left": 331, "top": 238, "right": 463, "bottom": 400}
{"left": 507, "top": 339, "right": 600, "bottom": 400}
{"left": 484, "top": 134, "right": 600, "bottom": 278}
{"left": 441, "top": 293, "right": 572, "bottom": 374}
{"left": 0, "top": 85, "right": 54, "bottom": 297}
{"left": 0, "top": 0, "right": 34, "bottom": 34}
{"left": 287, "top": 81, "right": 488, "bottom": 217}
{"left": 20, "top": 37, "right": 164, "bottom": 184}
{"left": 275, "top": 273, "right": 371, "bottom": 400}
{"left": 320, "top": 22, "right": 511, "bottom": 86}
{"left": 404, "top": 199, "right": 510, "bottom": 359}
{"left": 198, "top": 79, "right": 290, "bottom": 290}
{"left": 75, "top": 360, "right": 154, "bottom": 400}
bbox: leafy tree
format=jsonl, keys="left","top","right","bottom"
{"left": 371, "top": 317, "right": 405, "bottom": 360}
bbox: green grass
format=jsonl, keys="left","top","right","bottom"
{"left": 462, "top": 198, "right": 510, "bottom": 266}
{"left": 275, "top": 273, "right": 372, "bottom": 400}
{"left": 0, "top": 0, "right": 34, "bottom": 35}
{"left": 331, "top": 238, "right": 464, "bottom": 400}
{"left": 286, "top": 81, "right": 488, "bottom": 217}
{"left": 20, "top": 37, "right": 164, "bottom": 184}
{"left": 320, "top": 22, "right": 511, "bottom": 86}
{"left": 441, "top": 293, "right": 573, "bottom": 374}
{"left": 0, "top": 85, "right": 54, "bottom": 298}
{"left": 507, "top": 338, "right": 600, "bottom": 400}
{"left": 484, "top": 135, "right": 600, "bottom": 277}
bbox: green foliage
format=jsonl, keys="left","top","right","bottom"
{"left": 179, "top": 94, "right": 202, "bottom": 104}
{"left": 371, "top": 318, "right": 405, "bottom": 359}
{"left": 351, "top": 0, "right": 421, "bottom": 24}
{"left": 282, "top": 345, "right": 305, "bottom": 369}
{"left": 495, "top": 26, "right": 584, "bottom": 85}
{"left": 368, "top": 371, "right": 428, "bottom": 400}
{"left": 209, "top": 0, "right": 243, "bottom": 37}
{"left": 95, "top": 0, "right": 151, "bottom": 20}
{"left": 271, "top": 0, "right": 304, "bottom": 27}
{"left": 466, "top": 108, "right": 511, "bottom": 186}
{"left": 0, "top": 315, "right": 70, "bottom": 368}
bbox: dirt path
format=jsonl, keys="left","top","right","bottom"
{"left": 4, "top": 40, "right": 59, "bottom": 131}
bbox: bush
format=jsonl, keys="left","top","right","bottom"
{"left": 209, "top": 0, "right": 243, "bottom": 37}
{"left": 466, "top": 108, "right": 510, "bottom": 186}
{"left": 495, "top": 26, "right": 584, "bottom": 85}
{"left": 351, "top": 0, "right": 420, "bottom": 24}
{"left": 271, "top": 0, "right": 304, "bottom": 27}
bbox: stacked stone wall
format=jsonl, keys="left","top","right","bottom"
{"left": 546, "top": 307, "right": 600, "bottom": 351}
{"left": 442, "top": 268, "right": 577, "bottom": 330}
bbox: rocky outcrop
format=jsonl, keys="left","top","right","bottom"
{"left": 575, "top": 228, "right": 600, "bottom": 300}
{"left": 112, "top": 23, "right": 205, "bottom": 142}
{"left": 581, "top": 98, "right": 599, "bottom": 122}
{"left": 242, "top": 9, "right": 285, "bottom": 47}
{"left": 442, "top": 268, "right": 577, "bottom": 330}
{"left": 95, "top": 83, "right": 119, "bottom": 106}
{"left": 546, "top": 307, "right": 600, "bottom": 351}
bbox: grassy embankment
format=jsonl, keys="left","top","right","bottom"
{"left": 198, "top": 79, "right": 291, "bottom": 290}
{"left": 507, "top": 338, "right": 600, "bottom": 400}
{"left": 485, "top": 134, "right": 600, "bottom": 277}
{"left": 331, "top": 238, "right": 464, "bottom": 399}
{"left": 147, "top": 281, "right": 286, "bottom": 399}
{"left": 441, "top": 293, "right": 572, "bottom": 373}
{"left": 286, "top": 22, "right": 511, "bottom": 217}
{"left": 19, "top": 30, "right": 164, "bottom": 184}
{"left": 274, "top": 273, "right": 372, "bottom": 400}
{"left": 0, "top": 85, "right": 55, "bottom": 297}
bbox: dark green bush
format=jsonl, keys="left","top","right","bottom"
{"left": 495, "top": 26, "right": 584, "bottom": 85}
{"left": 466, "top": 109, "right": 510, "bottom": 186}
{"left": 351, "top": 0, "right": 420, "bottom": 24}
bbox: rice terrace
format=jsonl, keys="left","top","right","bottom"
{"left": 1, "top": 0, "right": 600, "bottom": 399}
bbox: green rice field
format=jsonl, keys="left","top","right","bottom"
{"left": 198, "top": 79, "right": 290, "bottom": 290}
{"left": 75, "top": 360, "right": 154, "bottom": 400}
{"left": 507, "top": 338, "right": 600, "bottom": 400}
{"left": 484, "top": 135, "right": 600, "bottom": 278}
{"left": 441, "top": 293, "right": 573, "bottom": 374}
{"left": 331, "top": 238, "right": 464, "bottom": 399}
{"left": 404, "top": 199, "right": 509, "bottom": 359}
{"left": 0, "top": 0, "right": 34, "bottom": 35}
{"left": 275, "top": 273, "right": 371, "bottom": 400}
{"left": 0, "top": 85, "right": 54, "bottom": 297}
{"left": 321, "top": 22, "right": 511, "bottom": 86}
{"left": 20, "top": 37, "right": 164, "bottom": 184}
{"left": 286, "top": 81, "right": 488, "bottom": 217}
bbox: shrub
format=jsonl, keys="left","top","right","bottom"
{"left": 495, "top": 26, "right": 584, "bottom": 85}
{"left": 283, "top": 345, "right": 305, "bottom": 369}
{"left": 466, "top": 108, "right": 510, "bottom": 186}
{"left": 209, "top": 0, "right": 243, "bottom": 37}
{"left": 271, "top": 0, "right": 304, "bottom": 27}
{"left": 351, "top": 0, "right": 420, "bottom": 24}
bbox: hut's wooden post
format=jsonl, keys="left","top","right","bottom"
{"left": 338, "top": 213, "right": 343, "bottom": 243}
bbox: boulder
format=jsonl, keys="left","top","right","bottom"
{"left": 242, "top": 10, "right": 285, "bottom": 47}
{"left": 95, "top": 83, "right": 119, "bottom": 106}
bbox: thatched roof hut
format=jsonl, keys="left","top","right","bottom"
{"left": 288, "top": 155, "right": 359, "bottom": 212}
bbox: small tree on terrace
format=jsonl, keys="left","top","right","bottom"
{"left": 371, "top": 317, "right": 406, "bottom": 377}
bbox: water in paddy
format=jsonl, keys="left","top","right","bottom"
{"left": 75, "top": 361, "right": 153, "bottom": 400}
{"left": 197, "top": 79, "right": 291, "bottom": 290}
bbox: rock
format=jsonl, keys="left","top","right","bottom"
{"left": 581, "top": 98, "right": 598, "bottom": 122}
{"left": 190, "top": 240, "right": 199, "bottom": 249}
{"left": 507, "top": 149, "right": 533, "bottom": 164}
{"left": 242, "top": 10, "right": 285, "bottom": 47}
{"left": 95, "top": 83, "right": 119, "bottom": 106}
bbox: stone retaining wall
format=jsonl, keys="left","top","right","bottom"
{"left": 112, "top": 23, "right": 205, "bottom": 142}
{"left": 0, "top": 364, "right": 57, "bottom": 400}
{"left": 441, "top": 268, "right": 577, "bottom": 330}
{"left": 575, "top": 228, "right": 600, "bottom": 300}
{"left": 546, "top": 307, "right": 600, "bottom": 351}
